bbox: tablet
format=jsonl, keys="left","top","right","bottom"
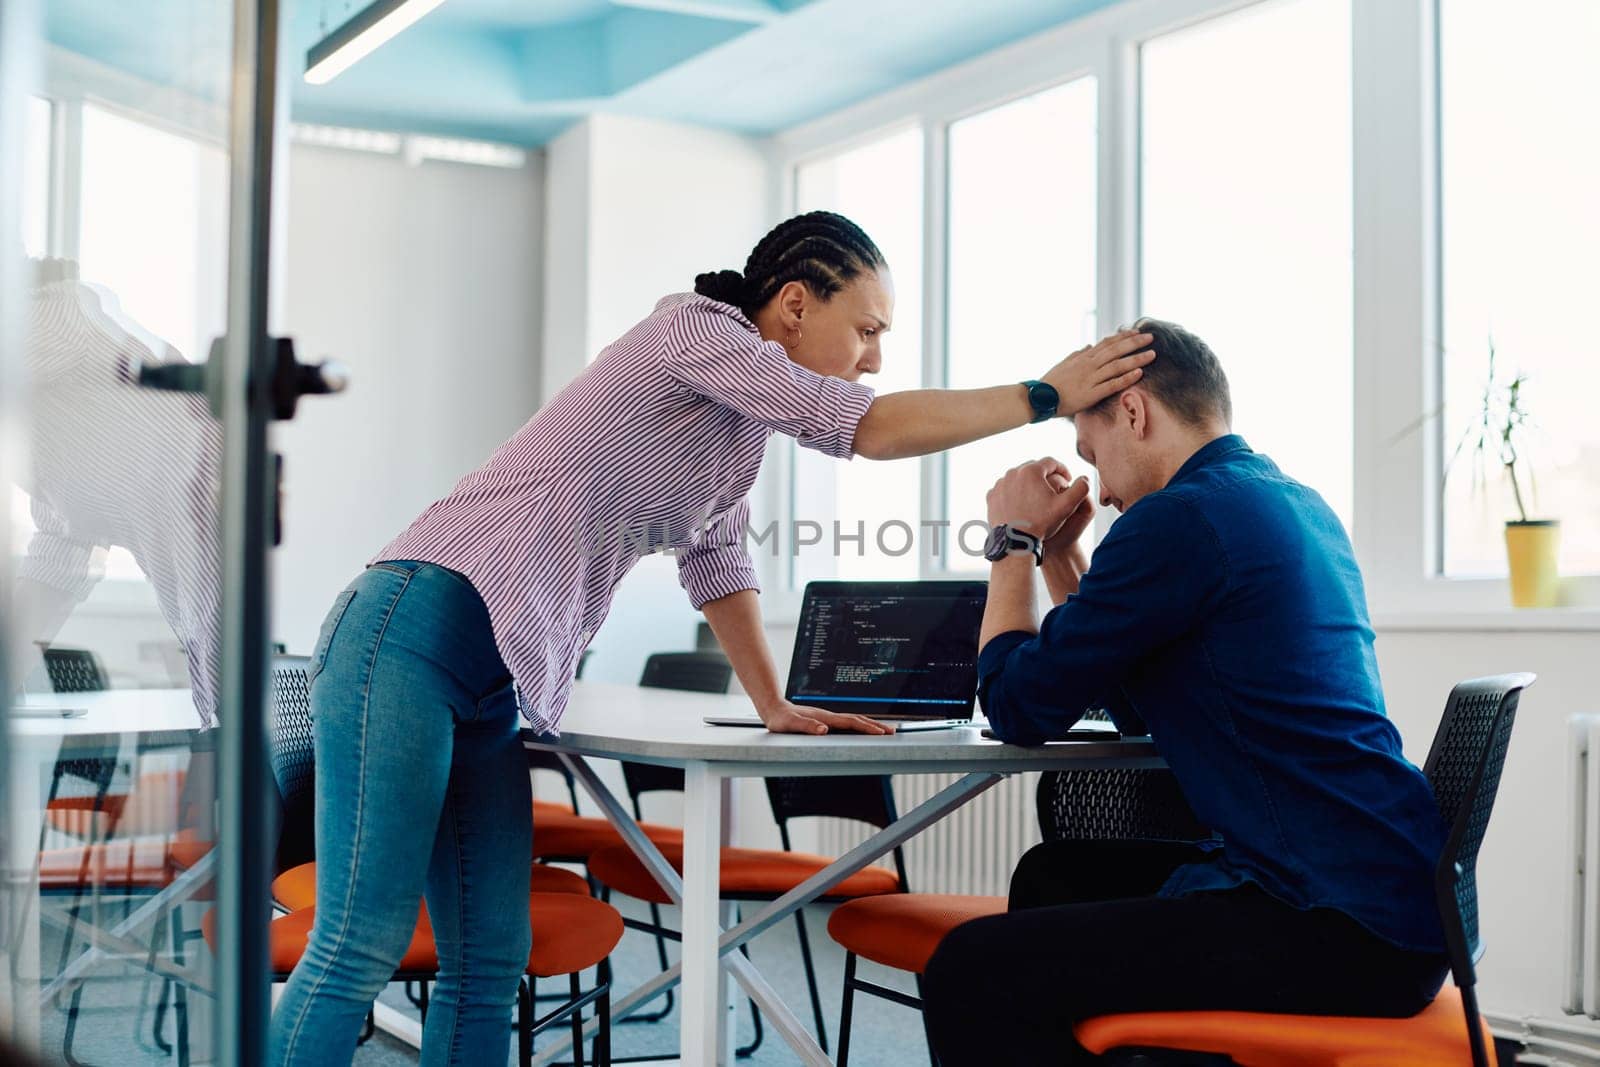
{"left": 703, "top": 716, "right": 967, "bottom": 733}
{"left": 13, "top": 706, "right": 89, "bottom": 718}
{"left": 980, "top": 723, "right": 1121, "bottom": 742}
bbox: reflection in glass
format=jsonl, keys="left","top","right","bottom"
{"left": 1141, "top": 0, "right": 1353, "bottom": 532}
{"left": 13, "top": 259, "right": 222, "bottom": 722}
{"left": 945, "top": 78, "right": 1098, "bottom": 544}
{"left": 793, "top": 127, "right": 925, "bottom": 583}
{"left": 5, "top": 9, "right": 233, "bottom": 1062}
{"left": 79, "top": 104, "right": 229, "bottom": 379}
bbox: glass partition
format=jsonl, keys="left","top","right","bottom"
{"left": 3, "top": 2, "right": 274, "bottom": 1062}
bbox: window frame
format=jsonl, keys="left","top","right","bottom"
{"left": 767, "top": 15, "right": 1116, "bottom": 615}
{"left": 762, "top": 0, "right": 1600, "bottom": 623}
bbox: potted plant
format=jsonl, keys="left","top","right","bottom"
{"left": 1449, "top": 340, "right": 1560, "bottom": 607}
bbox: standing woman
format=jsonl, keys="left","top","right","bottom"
{"left": 268, "top": 211, "right": 1153, "bottom": 1066}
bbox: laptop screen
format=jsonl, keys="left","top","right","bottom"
{"left": 785, "top": 580, "right": 989, "bottom": 718}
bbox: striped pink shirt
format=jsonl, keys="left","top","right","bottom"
{"left": 377, "top": 293, "right": 876, "bottom": 734}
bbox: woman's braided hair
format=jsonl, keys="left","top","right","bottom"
{"left": 694, "top": 210, "right": 886, "bottom": 318}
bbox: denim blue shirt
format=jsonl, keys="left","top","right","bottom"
{"left": 978, "top": 435, "right": 1446, "bottom": 953}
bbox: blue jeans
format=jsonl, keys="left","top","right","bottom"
{"left": 269, "top": 560, "right": 532, "bottom": 1067}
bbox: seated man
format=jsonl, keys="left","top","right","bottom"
{"left": 923, "top": 319, "right": 1448, "bottom": 1065}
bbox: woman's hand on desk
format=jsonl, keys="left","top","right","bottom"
{"left": 758, "top": 699, "right": 895, "bottom": 736}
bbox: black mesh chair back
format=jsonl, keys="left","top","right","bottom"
{"left": 268, "top": 655, "right": 317, "bottom": 871}
{"left": 1035, "top": 702, "right": 1209, "bottom": 845}
{"left": 46, "top": 744, "right": 120, "bottom": 797}
{"left": 40, "top": 648, "right": 117, "bottom": 805}
{"left": 765, "top": 776, "right": 898, "bottom": 831}
{"left": 638, "top": 651, "right": 733, "bottom": 694}
{"left": 1421, "top": 673, "right": 1534, "bottom": 990}
{"left": 622, "top": 652, "right": 735, "bottom": 802}
{"left": 43, "top": 647, "right": 109, "bottom": 693}
{"left": 1037, "top": 768, "right": 1212, "bottom": 845}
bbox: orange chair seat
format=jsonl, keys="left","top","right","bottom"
{"left": 1074, "top": 984, "right": 1497, "bottom": 1067}
{"left": 270, "top": 860, "right": 589, "bottom": 912}
{"left": 204, "top": 893, "right": 624, "bottom": 979}
{"left": 531, "top": 814, "right": 684, "bottom": 862}
{"left": 827, "top": 894, "right": 1008, "bottom": 974}
{"left": 45, "top": 770, "right": 190, "bottom": 839}
{"left": 39, "top": 838, "right": 173, "bottom": 890}
{"left": 588, "top": 842, "right": 901, "bottom": 905}
{"left": 533, "top": 799, "right": 575, "bottom": 819}
{"left": 167, "top": 830, "right": 214, "bottom": 871}
{"left": 45, "top": 794, "right": 130, "bottom": 838}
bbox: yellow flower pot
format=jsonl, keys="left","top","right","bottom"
{"left": 1505, "top": 520, "right": 1561, "bottom": 608}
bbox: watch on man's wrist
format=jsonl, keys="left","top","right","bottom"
{"left": 983, "top": 523, "right": 1043, "bottom": 566}
{"left": 1021, "top": 379, "right": 1060, "bottom": 424}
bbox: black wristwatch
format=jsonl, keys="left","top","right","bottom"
{"left": 1021, "top": 379, "right": 1059, "bottom": 423}
{"left": 983, "top": 523, "right": 1043, "bottom": 566}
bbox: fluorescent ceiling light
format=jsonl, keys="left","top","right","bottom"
{"left": 304, "top": 0, "right": 447, "bottom": 85}
{"left": 291, "top": 123, "right": 403, "bottom": 154}
{"left": 405, "top": 135, "right": 527, "bottom": 169}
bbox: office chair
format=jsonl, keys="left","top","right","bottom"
{"left": 200, "top": 893, "right": 620, "bottom": 1067}
{"left": 825, "top": 727, "right": 1214, "bottom": 1067}
{"left": 1074, "top": 673, "right": 1535, "bottom": 1067}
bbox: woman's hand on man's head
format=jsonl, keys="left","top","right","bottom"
{"left": 1041, "top": 329, "right": 1154, "bottom": 416}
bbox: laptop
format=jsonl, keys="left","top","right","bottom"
{"left": 704, "top": 579, "right": 988, "bottom": 733}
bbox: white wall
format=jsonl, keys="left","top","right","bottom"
{"left": 540, "top": 121, "right": 590, "bottom": 407}
{"left": 272, "top": 142, "right": 545, "bottom": 653}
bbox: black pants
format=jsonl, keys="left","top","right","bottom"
{"left": 922, "top": 841, "right": 1450, "bottom": 1066}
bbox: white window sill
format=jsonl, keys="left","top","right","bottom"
{"left": 1371, "top": 609, "right": 1600, "bottom": 633}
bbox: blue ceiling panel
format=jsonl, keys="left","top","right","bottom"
{"left": 609, "top": 0, "right": 1122, "bottom": 132}
{"left": 42, "top": 0, "right": 1125, "bottom": 146}
{"left": 601, "top": 9, "right": 756, "bottom": 95}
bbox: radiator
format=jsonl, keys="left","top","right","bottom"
{"left": 816, "top": 772, "right": 1043, "bottom": 896}
{"left": 1570, "top": 716, "right": 1600, "bottom": 1019}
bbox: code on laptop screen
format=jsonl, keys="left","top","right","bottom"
{"left": 787, "top": 582, "right": 987, "bottom": 710}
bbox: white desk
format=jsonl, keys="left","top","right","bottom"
{"left": 4, "top": 689, "right": 202, "bottom": 1047}
{"left": 526, "top": 681, "right": 1165, "bottom": 1067}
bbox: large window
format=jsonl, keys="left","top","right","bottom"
{"left": 24, "top": 96, "right": 50, "bottom": 257}
{"left": 943, "top": 78, "right": 1098, "bottom": 554}
{"left": 13, "top": 102, "right": 229, "bottom": 584}
{"left": 792, "top": 126, "right": 924, "bottom": 585}
{"left": 1438, "top": 0, "right": 1600, "bottom": 577}
{"left": 79, "top": 103, "right": 229, "bottom": 367}
{"left": 774, "top": 0, "right": 1600, "bottom": 611}
{"left": 1140, "top": 0, "right": 1353, "bottom": 532}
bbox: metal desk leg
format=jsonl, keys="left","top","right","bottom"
{"left": 551, "top": 755, "right": 832, "bottom": 1067}
{"left": 681, "top": 761, "right": 725, "bottom": 1066}
{"left": 2, "top": 740, "right": 45, "bottom": 1052}
{"left": 718, "top": 779, "right": 738, "bottom": 1060}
